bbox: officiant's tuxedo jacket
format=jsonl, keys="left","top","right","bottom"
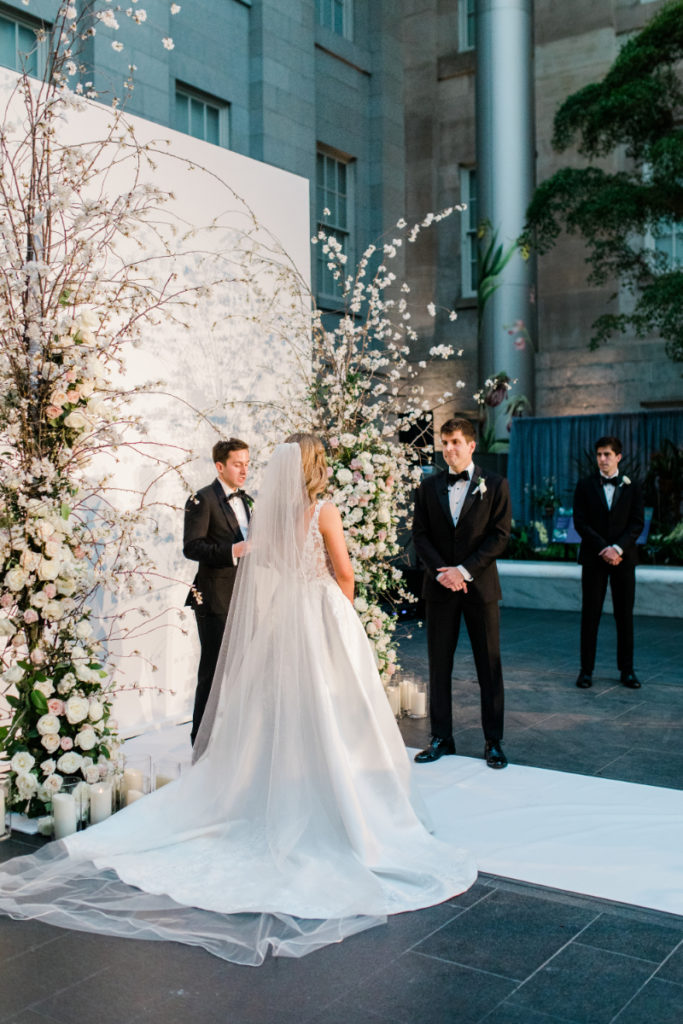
{"left": 573, "top": 474, "right": 644, "bottom": 567}
{"left": 183, "top": 479, "right": 251, "bottom": 617}
{"left": 413, "top": 466, "right": 511, "bottom": 604}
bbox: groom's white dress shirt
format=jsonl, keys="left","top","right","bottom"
{"left": 218, "top": 479, "right": 249, "bottom": 564}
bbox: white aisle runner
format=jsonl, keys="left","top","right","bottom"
{"left": 125, "top": 726, "right": 683, "bottom": 917}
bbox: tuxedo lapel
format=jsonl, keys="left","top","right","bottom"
{"left": 456, "top": 466, "right": 482, "bottom": 527}
{"left": 592, "top": 474, "right": 609, "bottom": 511}
{"left": 212, "top": 479, "right": 240, "bottom": 534}
{"left": 435, "top": 470, "right": 453, "bottom": 529}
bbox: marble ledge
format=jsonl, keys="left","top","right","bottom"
{"left": 498, "top": 561, "right": 683, "bottom": 618}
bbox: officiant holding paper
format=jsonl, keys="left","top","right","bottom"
{"left": 183, "top": 438, "right": 252, "bottom": 743}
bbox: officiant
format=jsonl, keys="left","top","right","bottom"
{"left": 183, "top": 438, "right": 252, "bottom": 744}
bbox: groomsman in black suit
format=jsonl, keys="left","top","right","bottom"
{"left": 184, "top": 438, "right": 252, "bottom": 744}
{"left": 412, "top": 418, "right": 512, "bottom": 768}
{"left": 573, "top": 435, "right": 644, "bottom": 690}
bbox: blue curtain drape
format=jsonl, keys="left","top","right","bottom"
{"left": 508, "top": 411, "right": 683, "bottom": 523}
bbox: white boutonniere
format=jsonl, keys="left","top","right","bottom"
{"left": 474, "top": 476, "right": 487, "bottom": 499}
{"left": 620, "top": 476, "right": 631, "bottom": 487}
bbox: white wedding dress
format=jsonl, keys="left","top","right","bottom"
{"left": 0, "top": 444, "right": 475, "bottom": 964}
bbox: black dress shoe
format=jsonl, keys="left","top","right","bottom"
{"left": 414, "top": 737, "right": 456, "bottom": 763}
{"left": 485, "top": 741, "right": 508, "bottom": 769}
{"left": 576, "top": 671, "right": 593, "bottom": 689}
{"left": 620, "top": 671, "right": 642, "bottom": 689}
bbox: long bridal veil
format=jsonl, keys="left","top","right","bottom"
{"left": 0, "top": 443, "right": 475, "bottom": 964}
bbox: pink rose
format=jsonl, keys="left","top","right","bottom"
{"left": 48, "top": 698, "right": 65, "bottom": 715}
{"left": 329, "top": 436, "right": 339, "bottom": 448}
{"left": 46, "top": 405, "right": 62, "bottom": 419}
{"left": 72, "top": 546, "right": 85, "bottom": 559}
{"left": 31, "top": 648, "right": 46, "bottom": 666}
{"left": 1, "top": 593, "right": 14, "bottom": 608}
{"left": 353, "top": 471, "right": 362, "bottom": 482}
{"left": 24, "top": 608, "right": 39, "bottom": 624}
{"left": 326, "top": 467, "right": 333, "bottom": 478}
{"left": 44, "top": 583, "right": 57, "bottom": 599}
{"left": 65, "top": 369, "right": 77, "bottom": 382}
{"left": 60, "top": 736, "right": 74, "bottom": 750}
{"left": 66, "top": 388, "right": 81, "bottom": 403}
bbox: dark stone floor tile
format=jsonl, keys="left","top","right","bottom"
{"left": 413, "top": 889, "right": 596, "bottom": 981}
{"left": 3, "top": 1014, "right": 63, "bottom": 1024}
{"left": 443, "top": 877, "right": 496, "bottom": 910}
{"left": 480, "top": 1004, "right": 581, "bottom": 1024}
{"left": 613, "top": 977, "right": 683, "bottom": 1024}
{"left": 0, "top": 916, "right": 64, "bottom": 961}
{"left": 0, "top": 940, "right": 106, "bottom": 1022}
{"left": 507, "top": 941, "right": 654, "bottom": 1023}
{"left": 656, "top": 941, "right": 683, "bottom": 985}
{"left": 351, "top": 950, "right": 515, "bottom": 1024}
{"left": 596, "top": 748, "right": 683, "bottom": 790}
{"left": 578, "top": 914, "right": 683, "bottom": 963}
{"left": 303, "top": 997, "right": 400, "bottom": 1024}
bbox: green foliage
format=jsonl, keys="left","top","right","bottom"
{"left": 523, "top": 0, "right": 683, "bottom": 361}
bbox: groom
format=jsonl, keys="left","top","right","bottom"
{"left": 183, "top": 438, "right": 251, "bottom": 744}
{"left": 412, "top": 417, "right": 511, "bottom": 768}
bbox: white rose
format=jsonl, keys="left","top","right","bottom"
{"left": 20, "top": 549, "right": 41, "bottom": 572}
{"left": 33, "top": 679, "right": 55, "bottom": 699}
{"left": 56, "top": 577, "right": 77, "bottom": 596}
{"left": 71, "top": 647, "right": 88, "bottom": 663}
{"left": 340, "top": 433, "right": 356, "bottom": 447}
{"left": 5, "top": 566, "right": 28, "bottom": 591}
{"left": 63, "top": 410, "right": 90, "bottom": 431}
{"left": 30, "top": 590, "right": 49, "bottom": 608}
{"left": 75, "top": 726, "right": 97, "bottom": 751}
{"left": 84, "top": 765, "right": 101, "bottom": 784}
{"left": 10, "top": 750, "right": 35, "bottom": 774}
{"left": 57, "top": 751, "right": 84, "bottom": 774}
{"left": 15, "top": 772, "right": 38, "bottom": 799}
{"left": 75, "top": 619, "right": 93, "bottom": 639}
{"left": 336, "top": 468, "right": 353, "bottom": 485}
{"left": 79, "top": 379, "right": 95, "bottom": 398}
{"left": 44, "top": 600, "right": 65, "bottom": 620}
{"left": 88, "top": 700, "right": 104, "bottom": 722}
{"left": 41, "top": 774, "right": 63, "bottom": 796}
{"left": 76, "top": 310, "right": 99, "bottom": 332}
{"left": 354, "top": 597, "right": 368, "bottom": 613}
{"left": 57, "top": 672, "right": 77, "bottom": 695}
{"left": 41, "top": 733, "right": 61, "bottom": 753}
{"left": 37, "top": 558, "right": 60, "bottom": 581}
{"left": 44, "top": 540, "right": 63, "bottom": 560}
{"left": 3, "top": 664, "right": 25, "bottom": 684}
{"left": 41, "top": 759, "right": 57, "bottom": 775}
{"left": 34, "top": 520, "right": 55, "bottom": 543}
{"left": 75, "top": 663, "right": 95, "bottom": 682}
{"left": 36, "top": 713, "right": 61, "bottom": 735}
{"left": 0, "top": 618, "right": 16, "bottom": 638}
{"left": 65, "top": 695, "right": 89, "bottom": 724}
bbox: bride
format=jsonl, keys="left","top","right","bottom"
{"left": 0, "top": 435, "right": 475, "bottom": 965}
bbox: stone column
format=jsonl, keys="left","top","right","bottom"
{"left": 475, "top": 0, "right": 536, "bottom": 436}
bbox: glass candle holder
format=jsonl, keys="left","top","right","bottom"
{"left": 385, "top": 683, "right": 401, "bottom": 719}
{"left": 52, "top": 778, "right": 87, "bottom": 840}
{"left": 408, "top": 682, "right": 428, "bottom": 719}
{"left": 0, "top": 775, "right": 10, "bottom": 842}
{"left": 399, "top": 674, "right": 414, "bottom": 715}
{"left": 88, "top": 778, "right": 114, "bottom": 825}
{"left": 152, "top": 758, "right": 183, "bottom": 790}
{"left": 121, "top": 754, "right": 152, "bottom": 808}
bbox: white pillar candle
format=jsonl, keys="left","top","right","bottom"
{"left": 386, "top": 685, "right": 401, "bottom": 716}
{"left": 122, "top": 768, "right": 143, "bottom": 795}
{"left": 89, "top": 783, "right": 112, "bottom": 824}
{"left": 154, "top": 774, "right": 174, "bottom": 789}
{"left": 400, "top": 679, "right": 413, "bottom": 711}
{"left": 126, "top": 789, "right": 144, "bottom": 805}
{"left": 411, "top": 690, "right": 427, "bottom": 717}
{"left": 52, "top": 792, "right": 78, "bottom": 839}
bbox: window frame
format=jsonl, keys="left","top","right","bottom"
{"left": 458, "top": 0, "right": 476, "bottom": 53}
{"left": 460, "top": 166, "right": 478, "bottom": 298}
{"left": 315, "top": 0, "right": 353, "bottom": 40}
{"left": 315, "top": 147, "right": 355, "bottom": 306}
{"left": 0, "top": 7, "right": 50, "bottom": 78}
{"left": 174, "top": 83, "right": 230, "bottom": 149}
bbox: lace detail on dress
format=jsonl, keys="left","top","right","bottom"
{"left": 302, "top": 501, "right": 335, "bottom": 583}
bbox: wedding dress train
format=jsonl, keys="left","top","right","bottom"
{"left": 0, "top": 444, "right": 475, "bottom": 964}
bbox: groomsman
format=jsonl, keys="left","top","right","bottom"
{"left": 183, "top": 438, "right": 251, "bottom": 744}
{"left": 573, "top": 435, "right": 644, "bottom": 689}
{"left": 412, "top": 418, "right": 512, "bottom": 768}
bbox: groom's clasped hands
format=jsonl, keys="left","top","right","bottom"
{"left": 436, "top": 565, "right": 468, "bottom": 593}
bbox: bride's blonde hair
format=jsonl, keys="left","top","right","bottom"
{"left": 285, "top": 433, "right": 328, "bottom": 502}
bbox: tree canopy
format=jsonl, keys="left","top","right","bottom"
{"left": 523, "top": 0, "right": 683, "bottom": 362}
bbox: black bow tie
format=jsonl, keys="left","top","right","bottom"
{"left": 226, "top": 489, "right": 246, "bottom": 501}
{"left": 448, "top": 471, "right": 469, "bottom": 486}
{"left": 600, "top": 476, "right": 617, "bottom": 486}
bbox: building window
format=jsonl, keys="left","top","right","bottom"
{"left": 0, "top": 9, "right": 47, "bottom": 77}
{"left": 458, "top": 0, "right": 475, "bottom": 52}
{"left": 316, "top": 149, "right": 353, "bottom": 301}
{"left": 653, "top": 220, "right": 683, "bottom": 268}
{"left": 316, "top": 0, "right": 352, "bottom": 39}
{"left": 174, "top": 85, "right": 229, "bottom": 148}
{"left": 460, "top": 167, "right": 478, "bottom": 297}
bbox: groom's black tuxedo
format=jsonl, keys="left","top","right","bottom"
{"left": 573, "top": 472, "right": 644, "bottom": 675}
{"left": 412, "top": 466, "right": 511, "bottom": 744}
{"left": 183, "top": 479, "right": 252, "bottom": 742}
